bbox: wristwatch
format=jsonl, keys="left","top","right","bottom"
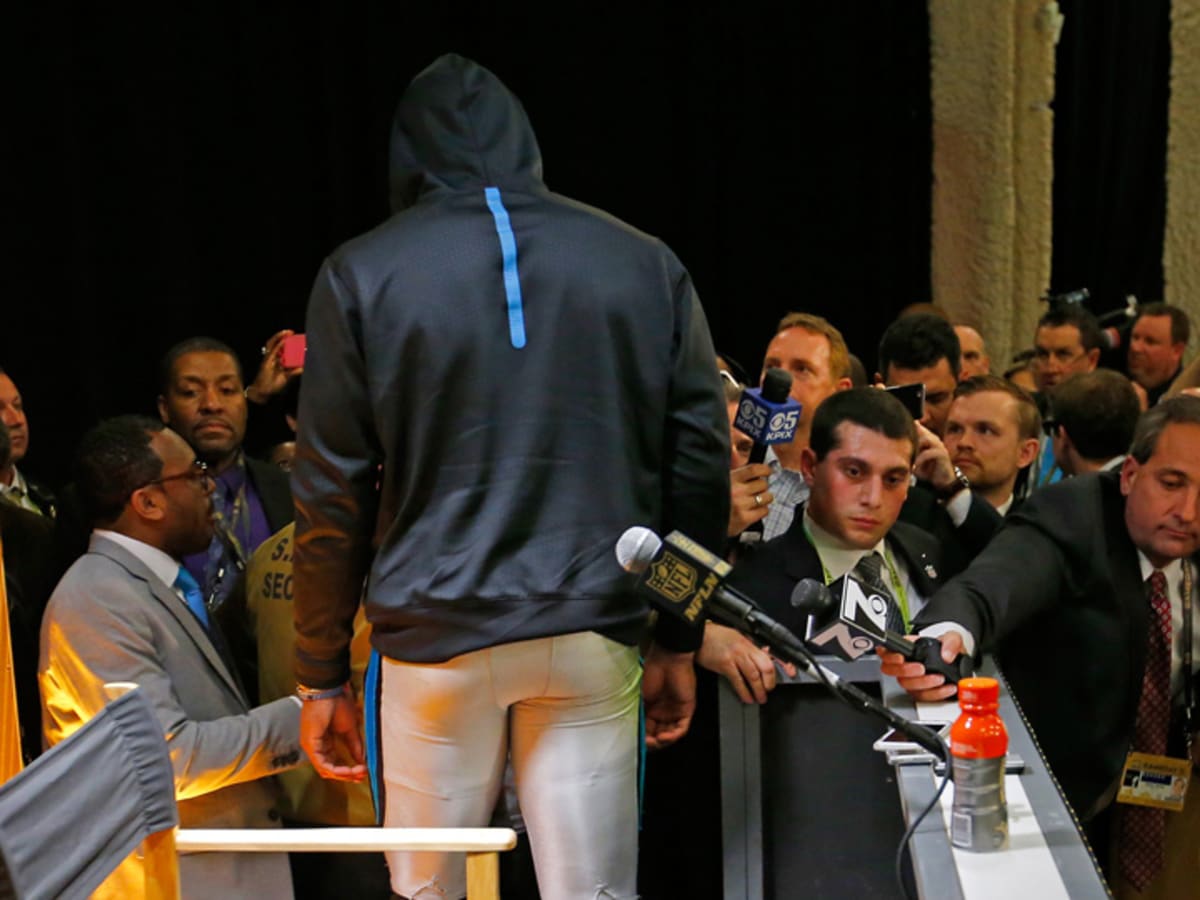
{"left": 938, "top": 465, "right": 971, "bottom": 501}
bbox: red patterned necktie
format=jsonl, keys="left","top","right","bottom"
{"left": 1119, "top": 569, "right": 1173, "bottom": 891}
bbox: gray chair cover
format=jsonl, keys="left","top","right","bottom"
{"left": 0, "top": 688, "right": 178, "bottom": 900}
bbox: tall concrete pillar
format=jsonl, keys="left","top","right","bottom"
{"left": 1166, "top": 0, "right": 1200, "bottom": 338}
{"left": 929, "top": 1, "right": 1062, "bottom": 368}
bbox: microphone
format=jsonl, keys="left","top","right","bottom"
{"left": 614, "top": 526, "right": 949, "bottom": 758}
{"left": 733, "top": 368, "right": 801, "bottom": 543}
{"left": 615, "top": 526, "right": 808, "bottom": 656}
{"left": 1097, "top": 295, "right": 1140, "bottom": 350}
{"left": 735, "top": 368, "right": 800, "bottom": 466}
{"left": 790, "top": 576, "right": 972, "bottom": 684}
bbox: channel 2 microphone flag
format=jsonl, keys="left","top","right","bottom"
{"left": 0, "top": 532, "right": 23, "bottom": 783}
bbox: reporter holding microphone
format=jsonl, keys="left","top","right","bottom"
{"left": 880, "top": 396, "right": 1200, "bottom": 898}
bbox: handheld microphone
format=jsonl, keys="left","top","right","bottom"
{"left": 790, "top": 576, "right": 973, "bottom": 684}
{"left": 615, "top": 527, "right": 807, "bottom": 656}
{"left": 735, "top": 368, "right": 799, "bottom": 466}
{"left": 733, "top": 368, "right": 800, "bottom": 543}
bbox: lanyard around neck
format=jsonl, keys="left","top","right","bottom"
{"left": 802, "top": 520, "right": 912, "bottom": 631}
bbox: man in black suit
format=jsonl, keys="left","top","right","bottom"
{"left": 883, "top": 396, "right": 1200, "bottom": 895}
{"left": 642, "top": 388, "right": 946, "bottom": 900}
{"left": 0, "top": 366, "right": 55, "bottom": 518}
{"left": 0, "top": 420, "right": 55, "bottom": 762}
{"left": 876, "top": 314, "right": 1003, "bottom": 577}
{"left": 729, "top": 387, "right": 947, "bottom": 647}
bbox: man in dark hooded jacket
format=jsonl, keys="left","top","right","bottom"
{"left": 292, "top": 54, "right": 729, "bottom": 899}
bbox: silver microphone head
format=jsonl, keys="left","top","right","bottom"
{"left": 615, "top": 526, "right": 663, "bottom": 574}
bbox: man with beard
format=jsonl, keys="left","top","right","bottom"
{"left": 943, "top": 375, "right": 1041, "bottom": 514}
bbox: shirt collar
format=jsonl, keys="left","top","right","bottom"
{"left": 1136, "top": 550, "right": 1183, "bottom": 586}
{"left": 1100, "top": 455, "right": 1126, "bottom": 473}
{"left": 0, "top": 466, "right": 28, "bottom": 495}
{"left": 765, "top": 445, "right": 782, "bottom": 474}
{"left": 94, "top": 529, "right": 182, "bottom": 592}
{"left": 803, "top": 507, "right": 888, "bottom": 582}
{"left": 996, "top": 495, "right": 1014, "bottom": 516}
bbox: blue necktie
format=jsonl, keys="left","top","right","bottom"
{"left": 173, "top": 567, "right": 210, "bottom": 630}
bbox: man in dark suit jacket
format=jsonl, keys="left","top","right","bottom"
{"left": 643, "top": 389, "right": 947, "bottom": 900}
{"left": 729, "top": 387, "right": 947, "bottom": 631}
{"left": 883, "top": 396, "right": 1200, "bottom": 895}
{"left": 0, "top": 419, "right": 55, "bottom": 762}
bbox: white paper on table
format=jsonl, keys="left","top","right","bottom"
{"left": 936, "top": 772, "right": 1071, "bottom": 900}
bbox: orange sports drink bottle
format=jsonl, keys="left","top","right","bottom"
{"left": 949, "top": 676, "right": 1009, "bottom": 851}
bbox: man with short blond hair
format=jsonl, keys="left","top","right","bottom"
{"left": 758, "top": 312, "right": 852, "bottom": 538}
{"left": 943, "top": 375, "right": 1041, "bottom": 513}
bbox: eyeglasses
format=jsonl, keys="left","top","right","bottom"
{"left": 144, "top": 459, "right": 212, "bottom": 490}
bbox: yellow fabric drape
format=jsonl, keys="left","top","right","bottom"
{"left": 0, "top": 531, "right": 25, "bottom": 783}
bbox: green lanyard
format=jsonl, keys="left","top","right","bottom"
{"left": 802, "top": 521, "right": 912, "bottom": 631}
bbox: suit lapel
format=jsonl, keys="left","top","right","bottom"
{"left": 887, "top": 522, "right": 943, "bottom": 597}
{"left": 89, "top": 537, "right": 248, "bottom": 704}
{"left": 1101, "top": 482, "right": 1150, "bottom": 713}
{"left": 781, "top": 504, "right": 825, "bottom": 584}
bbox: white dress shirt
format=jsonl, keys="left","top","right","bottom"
{"left": 803, "top": 509, "right": 930, "bottom": 623}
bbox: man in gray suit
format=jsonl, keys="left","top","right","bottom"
{"left": 39, "top": 415, "right": 301, "bottom": 900}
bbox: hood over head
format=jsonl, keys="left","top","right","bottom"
{"left": 389, "top": 54, "right": 544, "bottom": 211}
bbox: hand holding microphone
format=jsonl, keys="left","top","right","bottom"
{"left": 877, "top": 630, "right": 970, "bottom": 702}
{"left": 732, "top": 368, "right": 801, "bottom": 542}
{"left": 727, "top": 463, "right": 773, "bottom": 536}
{"left": 791, "top": 575, "right": 973, "bottom": 685}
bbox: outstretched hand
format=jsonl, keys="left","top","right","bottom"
{"left": 877, "top": 630, "right": 966, "bottom": 703}
{"left": 300, "top": 692, "right": 366, "bottom": 782}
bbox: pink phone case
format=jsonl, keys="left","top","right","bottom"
{"left": 280, "top": 334, "right": 306, "bottom": 368}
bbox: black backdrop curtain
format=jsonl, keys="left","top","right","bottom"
{"left": 3, "top": 3, "right": 1178, "bottom": 486}
{"left": 1050, "top": 0, "right": 1171, "bottom": 320}
{"left": 3, "top": 3, "right": 931, "bottom": 484}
